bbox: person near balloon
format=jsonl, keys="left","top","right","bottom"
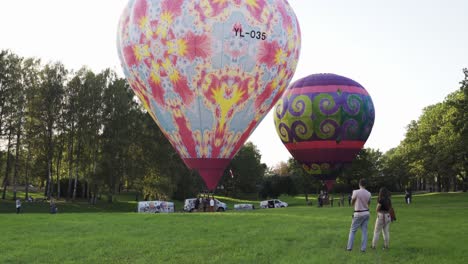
{"left": 405, "top": 188, "right": 412, "bottom": 204}
{"left": 50, "top": 198, "right": 58, "bottom": 214}
{"left": 16, "top": 199, "right": 21, "bottom": 214}
{"left": 202, "top": 195, "right": 208, "bottom": 212}
{"left": 209, "top": 196, "right": 215, "bottom": 212}
{"left": 318, "top": 191, "right": 323, "bottom": 207}
{"left": 371, "top": 187, "right": 393, "bottom": 250}
{"left": 194, "top": 195, "right": 200, "bottom": 212}
{"left": 346, "top": 179, "right": 371, "bottom": 252}
{"left": 198, "top": 196, "right": 203, "bottom": 207}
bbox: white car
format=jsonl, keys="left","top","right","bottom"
{"left": 260, "top": 199, "right": 288, "bottom": 209}
{"left": 184, "top": 198, "right": 228, "bottom": 212}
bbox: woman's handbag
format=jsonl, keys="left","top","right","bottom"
{"left": 389, "top": 207, "right": 397, "bottom": 222}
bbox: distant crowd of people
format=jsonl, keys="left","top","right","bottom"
{"left": 317, "top": 191, "right": 351, "bottom": 207}
{"left": 193, "top": 194, "right": 216, "bottom": 212}
{"left": 14, "top": 196, "right": 58, "bottom": 214}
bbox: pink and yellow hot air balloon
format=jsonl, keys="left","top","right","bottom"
{"left": 274, "top": 73, "right": 375, "bottom": 190}
{"left": 117, "top": 0, "right": 301, "bottom": 190}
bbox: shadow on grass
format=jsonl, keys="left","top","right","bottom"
{"left": 0, "top": 199, "right": 141, "bottom": 214}
{"left": 0, "top": 190, "right": 154, "bottom": 214}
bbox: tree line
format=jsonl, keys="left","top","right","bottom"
{"left": 382, "top": 69, "right": 468, "bottom": 192}
{"left": 0, "top": 50, "right": 205, "bottom": 202}
{"left": 0, "top": 50, "right": 270, "bottom": 202}
{"left": 1, "top": 49, "right": 466, "bottom": 203}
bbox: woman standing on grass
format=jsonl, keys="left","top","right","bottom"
{"left": 372, "top": 188, "right": 393, "bottom": 249}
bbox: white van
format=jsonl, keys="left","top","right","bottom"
{"left": 234, "top": 203, "right": 255, "bottom": 210}
{"left": 138, "top": 201, "right": 174, "bottom": 213}
{"left": 260, "top": 199, "right": 288, "bottom": 209}
{"left": 184, "top": 198, "right": 228, "bottom": 212}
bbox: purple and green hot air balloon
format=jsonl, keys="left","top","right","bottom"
{"left": 273, "top": 73, "right": 375, "bottom": 190}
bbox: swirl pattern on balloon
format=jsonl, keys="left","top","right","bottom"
{"left": 343, "top": 94, "right": 361, "bottom": 116}
{"left": 318, "top": 119, "right": 339, "bottom": 139}
{"left": 275, "top": 91, "right": 374, "bottom": 143}
{"left": 289, "top": 95, "right": 309, "bottom": 117}
{"left": 315, "top": 93, "right": 339, "bottom": 116}
{"left": 303, "top": 163, "right": 321, "bottom": 174}
{"left": 291, "top": 120, "right": 313, "bottom": 141}
{"left": 276, "top": 122, "right": 291, "bottom": 144}
{"left": 303, "top": 163, "right": 334, "bottom": 175}
{"left": 340, "top": 119, "right": 359, "bottom": 140}
{"left": 274, "top": 98, "right": 288, "bottom": 120}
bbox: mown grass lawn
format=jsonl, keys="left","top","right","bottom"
{"left": 1, "top": 192, "right": 467, "bottom": 263}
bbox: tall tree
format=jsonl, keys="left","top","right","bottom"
{"left": 80, "top": 69, "right": 107, "bottom": 200}
{"left": 0, "top": 50, "right": 17, "bottom": 137}
{"left": 271, "top": 161, "right": 289, "bottom": 177}
{"left": 340, "top": 148, "right": 383, "bottom": 192}
{"left": 63, "top": 70, "right": 81, "bottom": 200}
{"left": 381, "top": 147, "right": 410, "bottom": 191}
{"left": 220, "top": 142, "right": 266, "bottom": 196}
{"left": 449, "top": 69, "right": 468, "bottom": 191}
{"left": 37, "top": 62, "right": 67, "bottom": 199}
{"left": 129, "top": 110, "right": 194, "bottom": 201}
{"left": 1, "top": 122, "right": 14, "bottom": 199}
{"left": 22, "top": 57, "right": 42, "bottom": 199}
{"left": 287, "top": 158, "right": 318, "bottom": 203}
{"left": 100, "top": 75, "right": 136, "bottom": 202}
{"left": 0, "top": 51, "right": 22, "bottom": 199}
{"left": 11, "top": 57, "right": 28, "bottom": 200}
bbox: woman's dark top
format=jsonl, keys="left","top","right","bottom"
{"left": 378, "top": 198, "right": 391, "bottom": 212}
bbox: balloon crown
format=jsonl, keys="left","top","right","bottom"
{"left": 293, "top": 73, "right": 364, "bottom": 88}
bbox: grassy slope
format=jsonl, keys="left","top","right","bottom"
{"left": 0, "top": 192, "right": 467, "bottom": 263}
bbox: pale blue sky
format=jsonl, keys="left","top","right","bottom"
{"left": 1, "top": 0, "right": 467, "bottom": 168}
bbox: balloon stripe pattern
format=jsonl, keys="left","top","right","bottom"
{"left": 274, "top": 73, "right": 375, "bottom": 181}
{"left": 117, "top": 0, "right": 301, "bottom": 189}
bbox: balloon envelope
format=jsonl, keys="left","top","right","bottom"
{"left": 274, "top": 73, "right": 375, "bottom": 187}
{"left": 117, "top": 0, "right": 301, "bottom": 189}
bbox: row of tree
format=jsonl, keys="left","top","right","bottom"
{"left": 0, "top": 50, "right": 201, "bottom": 202}
{"left": 382, "top": 70, "right": 468, "bottom": 192}
{"left": 1, "top": 49, "right": 466, "bottom": 203}
{"left": 0, "top": 50, "right": 271, "bottom": 202}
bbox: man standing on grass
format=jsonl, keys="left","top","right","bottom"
{"left": 346, "top": 179, "right": 371, "bottom": 252}
{"left": 209, "top": 195, "right": 215, "bottom": 212}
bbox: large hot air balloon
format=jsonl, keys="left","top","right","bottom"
{"left": 273, "top": 73, "right": 375, "bottom": 190}
{"left": 117, "top": 0, "right": 301, "bottom": 190}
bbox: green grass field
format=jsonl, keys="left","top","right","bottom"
{"left": 1, "top": 192, "right": 467, "bottom": 263}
